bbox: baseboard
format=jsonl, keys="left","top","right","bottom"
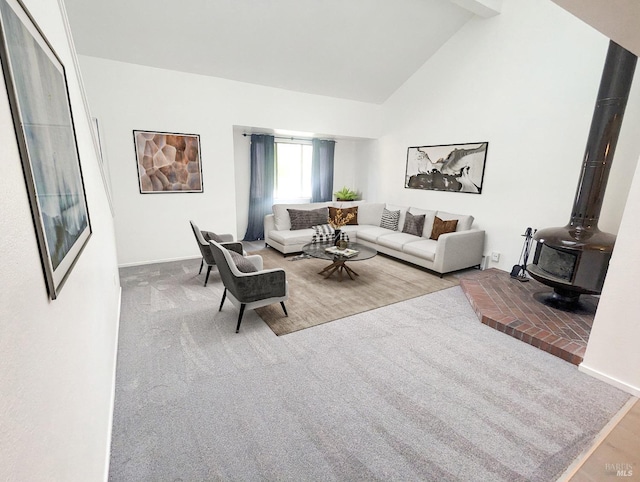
{"left": 118, "top": 255, "right": 201, "bottom": 268}
{"left": 103, "top": 286, "right": 122, "bottom": 482}
{"left": 579, "top": 363, "right": 640, "bottom": 397}
{"left": 556, "top": 397, "right": 638, "bottom": 481}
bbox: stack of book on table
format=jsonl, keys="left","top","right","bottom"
{"left": 325, "top": 246, "right": 359, "bottom": 257}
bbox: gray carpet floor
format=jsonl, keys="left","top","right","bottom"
{"left": 109, "top": 258, "right": 630, "bottom": 481}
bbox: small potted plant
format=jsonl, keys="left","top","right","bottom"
{"left": 334, "top": 187, "right": 358, "bottom": 201}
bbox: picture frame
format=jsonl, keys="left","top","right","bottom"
{"left": 0, "top": 0, "right": 91, "bottom": 300}
{"left": 92, "top": 117, "right": 114, "bottom": 215}
{"left": 405, "top": 142, "right": 488, "bottom": 194}
{"left": 133, "top": 130, "right": 203, "bottom": 193}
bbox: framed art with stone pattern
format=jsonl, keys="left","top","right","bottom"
{"left": 133, "top": 130, "right": 203, "bottom": 193}
{"left": 0, "top": 0, "right": 92, "bottom": 299}
{"left": 405, "top": 142, "right": 488, "bottom": 194}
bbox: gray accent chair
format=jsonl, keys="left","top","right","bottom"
{"left": 209, "top": 239, "right": 289, "bottom": 333}
{"left": 189, "top": 220, "right": 243, "bottom": 286}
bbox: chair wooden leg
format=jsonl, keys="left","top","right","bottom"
{"left": 204, "top": 266, "right": 213, "bottom": 286}
{"left": 235, "top": 304, "right": 246, "bottom": 333}
{"left": 219, "top": 288, "right": 227, "bottom": 311}
{"left": 199, "top": 258, "right": 204, "bottom": 274}
{"left": 280, "top": 301, "right": 288, "bottom": 317}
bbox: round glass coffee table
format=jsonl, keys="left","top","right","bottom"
{"left": 302, "top": 242, "right": 377, "bottom": 281}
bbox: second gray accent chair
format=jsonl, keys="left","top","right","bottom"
{"left": 189, "top": 220, "right": 243, "bottom": 286}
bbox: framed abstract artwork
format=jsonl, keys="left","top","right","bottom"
{"left": 0, "top": 0, "right": 91, "bottom": 299}
{"left": 405, "top": 142, "right": 488, "bottom": 194}
{"left": 133, "top": 130, "right": 203, "bottom": 193}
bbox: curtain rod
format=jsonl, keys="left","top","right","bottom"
{"left": 242, "top": 133, "right": 336, "bottom": 143}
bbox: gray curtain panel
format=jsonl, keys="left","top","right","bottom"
{"left": 311, "top": 139, "right": 335, "bottom": 202}
{"left": 243, "top": 134, "right": 275, "bottom": 241}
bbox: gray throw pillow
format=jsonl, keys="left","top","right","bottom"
{"left": 288, "top": 207, "right": 329, "bottom": 230}
{"left": 402, "top": 212, "right": 426, "bottom": 237}
{"left": 380, "top": 208, "right": 400, "bottom": 231}
{"left": 201, "top": 230, "right": 223, "bottom": 243}
{"left": 228, "top": 250, "right": 258, "bottom": 273}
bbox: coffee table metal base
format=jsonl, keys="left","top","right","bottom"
{"left": 302, "top": 242, "right": 376, "bottom": 282}
{"left": 318, "top": 259, "right": 359, "bottom": 281}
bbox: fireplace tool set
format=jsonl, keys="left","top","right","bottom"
{"left": 511, "top": 227, "right": 536, "bottom": 281}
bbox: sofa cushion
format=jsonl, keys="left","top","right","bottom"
{"left": 268, "top": 228, "right": 315, "bottom": 246}
{"left": 380, "top": 208, "right": 401, "bottom": 231}
{"left": 328, "top": 206, "right": 358, "bottom": 225}
{"left": 436, "top": 211, "right": 474, "bottom": 231}
{"left": 356, "top": 202, "right": 385, "bottom": 226}
{"left": 273, "top": 202, "right": 331, "bottom": 231}
{"left": 338, "top": 224, "right": 359, "bottom": 239}
{"left": 402, "top": 212, "right": 426, "bottom": 237}
{"left": 402, "top": 239, "right": 438, "bottom": 261}
{"left": 356, "top": 226, "right": 396, "bottom": 243}
{"left": 377, "top": 232, "right": 421, "bottom": 251}
{"left": 287, "top": 207, "right": 329, "bottom": 230}
{"left": 333, "top": 200, "right": 367, "bottom": 209}
{"left": 430, "top": 216, "right": 458, "bottom": 240}
{"left": 409, "top": 207, "right": 437, "bottom": 238}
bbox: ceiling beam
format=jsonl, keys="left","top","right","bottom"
{"left": 551, "top": 0, "right": 640, "bottom": 57}
{"left": 448, "top": 0, "right": 502, "bottom": 18}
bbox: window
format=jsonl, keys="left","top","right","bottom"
{"left": 274, "top": 141, "right": 312, "bottom": 203}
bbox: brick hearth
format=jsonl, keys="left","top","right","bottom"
{"left": 459, "top": 268, "right": 596, "bottom": 365}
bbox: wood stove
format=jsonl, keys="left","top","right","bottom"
{"left": 527, "top": 41, "right": 637, "bottom": 307}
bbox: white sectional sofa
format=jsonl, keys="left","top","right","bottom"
{"left": 264, "top": 201, "right": 485, "bottom": 276}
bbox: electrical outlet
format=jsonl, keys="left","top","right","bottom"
{"left": 491, "top": 252, "right": 500, "bottom": 262}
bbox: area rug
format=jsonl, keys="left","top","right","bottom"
{"left": 251, "top": 248, "right": 459, "bottom": 335}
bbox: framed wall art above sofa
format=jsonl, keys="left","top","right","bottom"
{"left": 405, "top": 142, "right": 488, "bottom": 194}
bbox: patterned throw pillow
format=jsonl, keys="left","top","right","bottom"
{"left": 288, "top": 207, "right": 330, "bottom": 230}
{"left": 430, "top": 216, "right": 458, "bottom": 240}
{"left": 228, "top": 250, "right": 258, "bottom": 273}
{"left": 328, "top": 206, "right": 358, "bottom": 225}
{"left": 201, "top": 230, "right": 223, "bottom": 242}
{"left": 402, "top": 212, "right": 426, "bottom": 237}
{"left": 311, "top": 224, "right": 350, "bottom": 244}
{"left": 311, "top": 224, "right": 334, "bottom": 244}
{"left": 380, "top": 208, "right": 400, "bottom": 231}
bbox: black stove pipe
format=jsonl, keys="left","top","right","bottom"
{"left": 569, "top": 40, "right": 637, "bottom": 236}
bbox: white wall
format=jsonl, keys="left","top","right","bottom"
{"left": 376, "top": 0, "right": 640, "bottom": 271}
{"left": 579, "top": 156, "right": 640, "bottom": 396}
{"left": 77, "top": 56, "right": 381, "bottom": 266}
{"left": 0, "top": 0, "right": 121, "bottom": 479}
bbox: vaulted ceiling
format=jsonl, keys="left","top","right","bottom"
{"left": 62, "top": 0, "right": 498, "bottom": 104}
{"left": 63, "top": 0, "right": 640, "bottom": 104}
